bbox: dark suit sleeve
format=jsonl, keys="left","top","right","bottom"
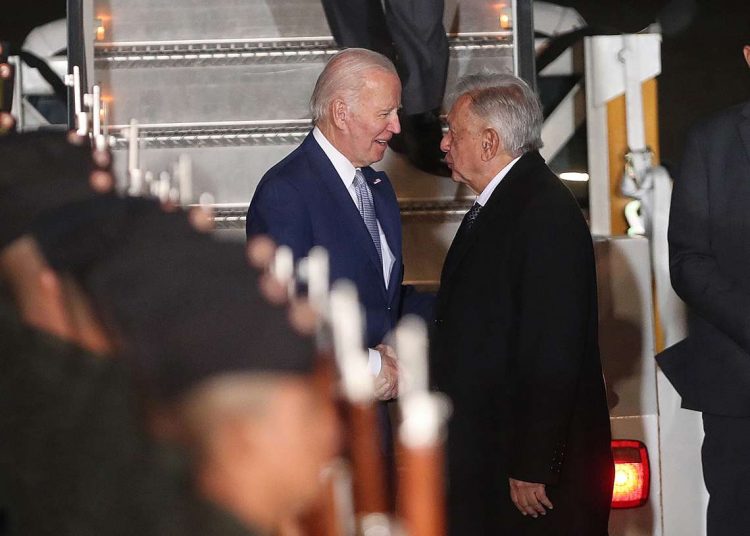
{"left": 669, "top": 126, "right": 750, "bottom": 354}
{"left": 399, "top": 283, "right": 436, "bottom": 322}
{"left": 508, "top": 204, "right": 594, "bottom": 485}
{"left": 246, "top": 176, "right": 313, "bottom": 261}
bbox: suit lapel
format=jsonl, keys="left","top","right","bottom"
{"left": 440, "top": 152, "right": 546, "bottom": 287}
{"left": 305, "top": 135, "right": 387, "bottom": 294}
{"left": 738, "top": 102, "right": 750, "bottom": 169}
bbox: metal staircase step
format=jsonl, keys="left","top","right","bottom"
{"left": 96, "top": 0, "right": 333, "bottom": 42}
{"left": 94, "top": 34, "right": 511, "bottom": 68}
{"left": 209, "top": 199, "right": 466, "bottom": 286}
{"left": 89, "top": 0, "right": 527, "bottom": 285}
{"left": 211, "top": 199, "right": 472, "bottom": 230}
{"left": 99, "top": 36, "right": 513, "bottom": 127}
{"left": 95, "top": 0, "right": 512, "bottom": 43}
{"left": 110, "top": 142, "right": 475, "bottom": 205}
{"left": 94, "top": 37, "right": 339, "bottom": 68}
{"left": 99, "top": 61, "right": 324, "bottom": 125}
{"left": 109, "top": 120, "right": 312, "bottom": 149}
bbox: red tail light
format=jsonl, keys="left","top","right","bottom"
{"left": 611, "top": 439, "right": 650, "bottom": 509}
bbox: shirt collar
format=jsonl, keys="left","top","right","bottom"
{"left": 476, "top": 155, "right": 522, "bottom": 207}
{"left": 313, "top": 127, "right": 358, "bottom": 187}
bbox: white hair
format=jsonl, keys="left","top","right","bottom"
{"left": 449, "top": 72, "right": 543, "bottom": 157}
{"left": 310, "top": 48, "right": 398, "bottom": 124}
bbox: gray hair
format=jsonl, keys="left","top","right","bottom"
{"left": 449, "top": 72, "right": 543, "bottom": 157}
{"left": 310, "top": 48, "right": 398, "bottom": 124}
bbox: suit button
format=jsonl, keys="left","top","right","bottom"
{"left": 387, "top": 306, "right": 391, "bottom": 311}
{"left": 434, "top": 318, "right": 443, "bottom": 326}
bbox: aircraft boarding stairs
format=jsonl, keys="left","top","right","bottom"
{"left": 92, "top": 0, "right": 528, "bottom": 286}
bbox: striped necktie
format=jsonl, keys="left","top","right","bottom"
{"left": 461, "top": 201, "right": 482, "bottom": 232}
{"left": 353, "top": 169, "right": 383, "bottom": 263}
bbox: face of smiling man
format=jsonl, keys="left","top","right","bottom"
{"left": 336, "top": 68, "right": 401, "bottom": 168}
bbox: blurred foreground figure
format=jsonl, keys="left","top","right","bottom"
{"left": 106, "top": 239, "right": 338, "bottom": 536}
{"left": 42, "top": 195, "right": 338, "bottom": 535}
{"left": 657, "top": 42, "right": 750, "bottom": 536}
{"left": 175, "top": 373, "right": 336, "bottom": 535}
{"left": 0, "top": 133, "right": 336, "bottom": 535}
{"left": 0, "top": 132, "right": 150, "bottom": 536}
{"left": 431, "top": 73, "right": 613, "bottom": 535}
{"left": 0, "top": 132, "right": 113, "bottom": 352}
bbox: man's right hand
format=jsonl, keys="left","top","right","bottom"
{"left": 374, "top": 343, "right": 398, "bottom": 400}
{"left": 509, "top": 478, "right": 554, "bottom": 518}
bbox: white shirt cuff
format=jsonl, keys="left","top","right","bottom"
{"left": 367, "top": 348, "right": 382, "bottom": 375}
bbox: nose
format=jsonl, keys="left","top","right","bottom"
{"left": 440, "top": 131, "right": 451, "bottom": 153}
{"left": 388, "top": 113, "right": 401, "bottom": 135}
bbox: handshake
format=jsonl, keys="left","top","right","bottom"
{"left": 374, "top": 343, "right": 399, "bottom": 401}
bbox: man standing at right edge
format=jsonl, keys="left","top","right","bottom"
{"left": 657, "top": 41, "right": 750, "bottom": 536}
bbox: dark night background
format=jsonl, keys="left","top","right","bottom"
{"left": 1, "top": 1, "right": 67, "bottom": 49}
{"left": 554, "top": 0, "right": 750, "bottom": 170}
{"left": 1, "top": 0, "right": 748, "bottom": 167}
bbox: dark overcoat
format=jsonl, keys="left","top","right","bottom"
{"left": 431, "top": 151, "right": 613, "bottom": 535}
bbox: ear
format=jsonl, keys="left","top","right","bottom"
{"left": 480, "top": 128, "right": 500, "bottom": 161}
{"left": 331, "top": 98, "right": 349, "bottom": 130}
{"left": 744, "top": 45, "right": 750, "bottom": 68}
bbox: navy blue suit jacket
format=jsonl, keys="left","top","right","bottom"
{"left": 246, "top": 132, "right": 431, "bottom": 347}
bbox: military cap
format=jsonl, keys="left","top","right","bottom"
{"left": 84, "top": 233, "right": 246, "bottom": 354}
{"left": 29, "top": 194, "right": 217, "bottom": 344}
{"left": 28, "top": 191, "right": 315, "bottom": 399}
{"left": 86, "top": 234, "right": 316, "bottom": 402}
{"left": 136, "top": 266, "right": 316, "bottom": 402}
{"left": 40, "top": 196, "right": 315, "bottom": 394}
{"left": 0, "top": 130, "right": 109, "bottom": 249}
{"left": 30, "top": 194, "right": 198, "bottom": 281}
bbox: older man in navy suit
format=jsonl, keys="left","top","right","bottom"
{"left": 247, "top": 48, "right": 430, "bottom": 399}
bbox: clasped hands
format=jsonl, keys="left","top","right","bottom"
{"left": 373, "top": 343, "right": 399, "bottom": 400}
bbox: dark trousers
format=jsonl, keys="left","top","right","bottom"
{"left": 702, "top": 413, "right": 750, "bottom": 535}
{"left": 320, "top": 0, "right": 449, "bottom": 114}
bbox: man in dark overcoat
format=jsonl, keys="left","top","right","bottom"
{"left": 431, "top": 72, "right": 613, "bottom": 535}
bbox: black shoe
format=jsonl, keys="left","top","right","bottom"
{"left": 389, "top": 109, "right": 451, "bottom": 177}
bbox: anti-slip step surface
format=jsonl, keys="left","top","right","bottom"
{"left": 95, "top": 34, "right": 511, "bottom": 69}
{"left": 95, "top": 0, "right": 512, "bottom": 43}
{"left": 98, "top": 37, "right": 512, "bottom": 127}
{"left": 111, "top": 142, "right": 475, "bottom": 205}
